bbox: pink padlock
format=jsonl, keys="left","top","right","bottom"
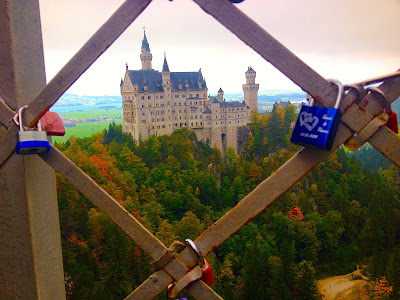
{"left": 39, "top": 111, "right": 65, "bottom": 136}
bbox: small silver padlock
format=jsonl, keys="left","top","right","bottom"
{"left": 15, "top": 105, "right": 51, "bottom": 155}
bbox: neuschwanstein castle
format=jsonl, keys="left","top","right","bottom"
{"left": 121, "top": 31, "right": 259, "bottom": 152}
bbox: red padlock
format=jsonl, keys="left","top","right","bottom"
{"left": 201, "top": 257, "right": 215, "bottom": 286}
{"left": 185, "top": 239, "right": 215, "bottom": 286}
{"left": 386, "top": 110, "right": 398, "bottom": 134}
{"left": 39, "top": 111, "right": 65, "bottom": 136}
{"left": 367, "top": 87, "right": 398, "bottom": 134}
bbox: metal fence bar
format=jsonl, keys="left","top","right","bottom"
{"left": 193, "top": 0, "right": 337, "bottom": 107}
{"left": 27, "top": 0, "right": 153, "bottom": 127}
{"left": 40, "top": 147, "right": 223, "bottom": 299}
{"left": 0, "top": 0, "right": 152, "bottom": 167}
{"left": 189, "top": 78, "right": 400, "bottom": 259}
{"left": 40, "top": 147, "right": 167, "bottom": 259}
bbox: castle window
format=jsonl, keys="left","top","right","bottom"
{"left": 162, "top": 125, "right": 165, "bottom": 128}
{"left": 189, "top": 94, "right": 192, "bottom": 97}
{"left": 142, "top": 120, "right": 146, "bottom": 123}
{"left": 160, "top": 96, "right": 164, "bottom": 99}
{"left": 142, "top": 105, "right": 144, "bottom": 108}
{"left": 141, "top": 96, "right": 144, "bottom": 100}
{"left": 201, "top": 122, "right": 203, "bottom": 125}
{"left": 179, "top": 103, "right": 181, "bottom": 105}
{"left": 148, "top": 96, "right": 151, "bottom": 99}
{"left": 199, "top": 101, "right": 202, "bottom": 105}
{"left": 182, "top": 94, "right": 186, "bottom": 98}
{"left": 196, "top": 94, "right": 199, "bottom": 97}
{"left": 156, "top": 95, "right": 159, "bottom": 99}
{"left": 191, "top": 123, "right": 193, "bottom": 126}
{"left": 175, "top": 95, "right": 179, "bottom": 98}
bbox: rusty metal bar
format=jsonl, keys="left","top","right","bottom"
{"left": 352, "top": 70, "right": 400, "bottom": 87}
{"left": 0, "top": 0, "right": 152, "bottom": 168}
{"left": 193, "top": 0, "right": 338, "bottom": 107}
{"left": 0, "top": 0, "right": 65, "bottom": 297}
{"left": 26, "top": 0, "right": 153, "bottom": 127}
{"left": 40, "top": 147, "right": 167, "bottom": 260}
{"left": 189, "top": 76, "right": 400, "bottom": 259}
{"left": 40, "top": 147, "right": 222, "bottom": 299}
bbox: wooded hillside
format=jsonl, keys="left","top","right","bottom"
{"left": 55, "top": 105, "right": 400, "bottom": 299}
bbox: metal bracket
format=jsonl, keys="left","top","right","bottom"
{"left": 344, "top": 111, "right": 389, "bottom": 151}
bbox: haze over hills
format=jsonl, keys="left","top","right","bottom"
{"left": 54, "top": 90, "right": 308, "bottom": 113}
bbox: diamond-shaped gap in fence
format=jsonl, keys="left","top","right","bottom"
{"left": 2, "top": 0, "right": 400, "bottom": 299}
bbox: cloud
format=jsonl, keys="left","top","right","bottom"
{"left": 39, "top": 0, "right": 400, "bottom": 95}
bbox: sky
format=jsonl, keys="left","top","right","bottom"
{"left": 38, "top": 0, "right": 400, "bottom": 96}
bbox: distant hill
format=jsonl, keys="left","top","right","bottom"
{"left": 54, "top": 93, "right": 122, "bottom": 107}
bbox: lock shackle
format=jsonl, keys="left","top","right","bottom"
{"left": 327, "top": 79, "right": 344, "bottom": 109}
{"left": 17, "top": 105, "right": 29, "bottom": 131}
{"left": 308, "top": 79, "right": 343, "bottom": 109}
{"left": 185, "top": 239, "right": 205, "bottom": 267}
{"left": 367, "top": 87, "right": 392, "bottom": 113}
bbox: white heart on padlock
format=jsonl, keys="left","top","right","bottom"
{"left": 299, "top": 111, "right": 319, "bottom": 131}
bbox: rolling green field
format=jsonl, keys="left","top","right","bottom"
{"left": 53, "top": 108, "right": 122, "bottom": 143}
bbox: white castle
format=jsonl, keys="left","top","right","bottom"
{"left": 121, "top": 31, "right": 259, "bottom": 152}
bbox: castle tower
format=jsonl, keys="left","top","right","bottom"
{"left": 242, "top": 67, "right": 259, "bottom": 114}
{"left": 140, "top": 30, "right": 152, "bottom": 70}
{"left": 217, "top": 87, "right": 224, "bottom": 102}
{"left": 161, "top": 53, "right": 171, "bottom": 85}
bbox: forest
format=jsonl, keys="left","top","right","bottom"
{"left": 54, "top": 105, "right": 400, "bottom": 299}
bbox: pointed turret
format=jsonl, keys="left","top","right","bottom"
{"left": 162, "top": 52, "right": 170, "bottom": 72}
{"left": 140, "top": 28, "right": 152, "bottom": 70}
{"left": 162, "top": 53, "right": 171, "bottom": 86}
{"left": 141, "top": 30, "right": 150, "bottom": 52}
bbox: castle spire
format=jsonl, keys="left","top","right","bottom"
{"left": 141, "top": 28, "right": 150, "bottom": 51}
{"left": 162, "top": 52, "right": 170, "bottom": 72}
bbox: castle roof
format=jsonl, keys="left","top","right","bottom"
{"left": 210, "top": 96, "right": 219, "bottom": 103}
{"left": 218, "top": 87, "right": 223, "bottom": 93}
{"left": 246, "top": 66, "right": 255, "bottom": 73}
{"left": 128, "top": 70, "right": 163, "bottom": 92}
{"left": 219, "top": 101, "right": 246, "bottom": 108}
{"left": 127, "top": 70, "right": 207, "bottom": 93}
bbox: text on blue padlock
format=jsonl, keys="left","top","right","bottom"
{"left": 290, "top": 80, "right": 343, "bottom": 151}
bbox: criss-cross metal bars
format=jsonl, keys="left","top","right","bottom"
{"left": 0, "top": 0, "right": 399, "bottom": 299}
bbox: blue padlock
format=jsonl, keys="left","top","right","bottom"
{"left": 290, "top": 80, "right": 343, "bottom": 151}
{"left": 15, "top": 105, "right": 51, "bottom": 155}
